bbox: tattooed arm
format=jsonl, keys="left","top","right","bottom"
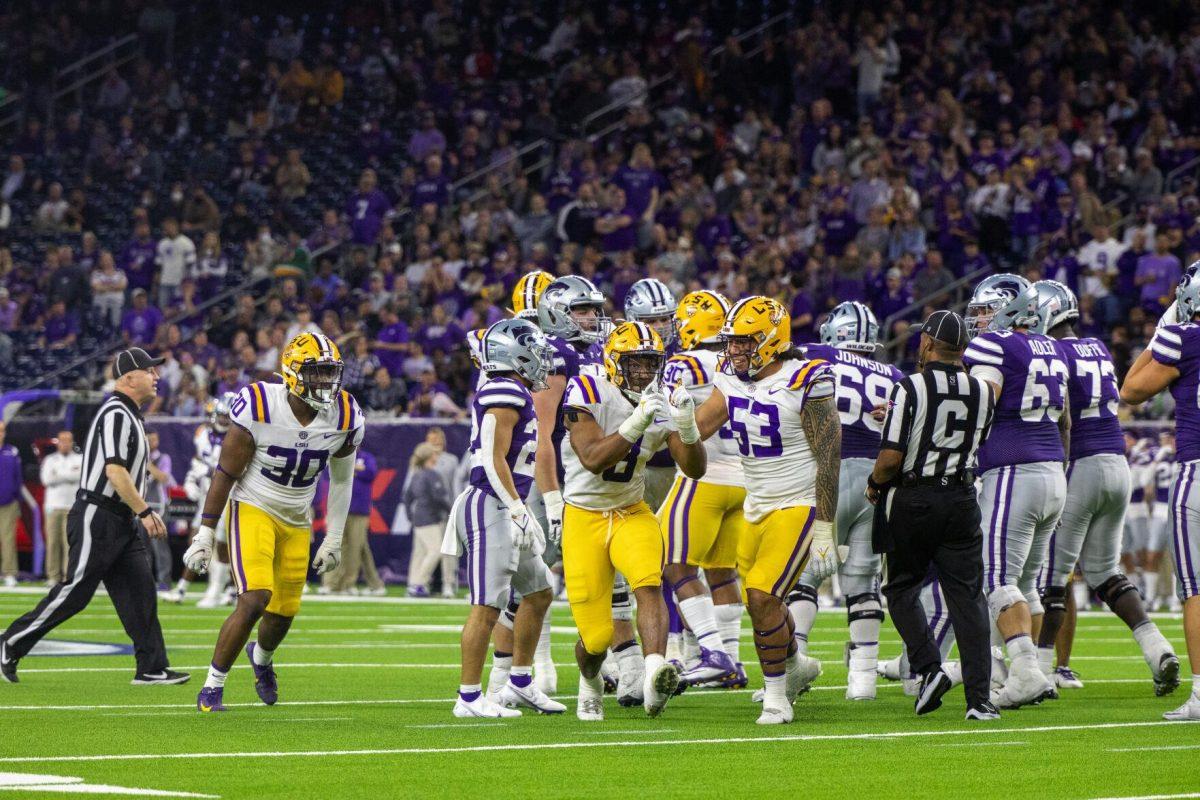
{"left": 801, "top": 394, "right": 841, "bottom": 523}
{"left": 1058, "top": 393, "right": 1071, "bottom": 469}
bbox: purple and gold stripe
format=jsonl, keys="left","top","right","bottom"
{"left": 672, "top": 355, "right": 707, "bottom": 385}
{"left": 664, "top": 477, "right": 697, "bottom": 564}
{"left": 575, "top": 375, "right": 600, "bottom": 404}
{"left": 337, "top": 391, "right": 354, "bottom": 431}
{"left": 248, "top": 383, "right": 271, "bottom": 423}
{"left": 788, "top": 359, "right": 830, "bottom": 392}
{"left": 770, "top": 508, "right": 816, "bottom": 597}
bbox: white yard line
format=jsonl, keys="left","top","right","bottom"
{"left": 931, "top": 741, "right": 1028, "bottom": 748}
{"left": 1087, "top": 794, "right": 1200, "bottom": 800}
{"left": 0, "top": 720, "right": 1194, "bottom": 764}
{"left": 1106, "top": 745, "right": 1200, "bottom": 753}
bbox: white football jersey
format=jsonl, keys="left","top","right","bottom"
{"left": 662, "top": 349, "right": 743, "bottom": 487}
{"left": 561, "top": 374, "right": 672, "bottom": 511}
{"left": 712, "top": 358, "right": 835, "bottom": 523}
{"left": 184, "top": 424, "right": 223, "bottom": 503}
{"left": 229, "top": 381, "right": 365, "bottom": 527}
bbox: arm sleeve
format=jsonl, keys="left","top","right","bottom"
{"left": 880, "top": 379, "right": 912, "bottom": 452}
{"left": 479, "top": 412, "right": 520, "bottom": 511}
{"left": 324, "top": 451, "right": 356, "bottom": 539}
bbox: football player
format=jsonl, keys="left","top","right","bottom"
{"left": 186, "top": 332, "right": 364, "bottom": 712}
{"left": 1146, "top": 431, "right": 1178, "bottom": 610}
{"left": 692, "top": 296, "right": 835, "bottom": 724}
{"left": 1121, "top": 271, "right": 1200, "bottom": 720}
{"left": 561, "top": 321, "right": 707, "bottom": 721}
{"left": 1123, "top": 434, "right": 1155, "bottom": 589}
{"left": 1031, "top": 281, "right": 1179, "bottom": 697}
{"left": 963, "top": 274, "right": 1067, "bottom": 709}
{"left": 658, "top": 290, "right": 746, "bottom": 687}
{"left": 451, "top": 318, "right": 564, "bottom": 717}
{"left": 790, "top": 300, "right": 902, "bottom": 701}
{"left": 625, "top": 278, "right": 681, "bottom": 511}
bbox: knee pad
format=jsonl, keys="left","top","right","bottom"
{"left": 1039, "top": 584, "right": 1067, "bottom": 614}
{"left": 786, "top": 584, "right": 818, "bottom": 607}
{"left": 611, "top": 587, "right": 633, "bottom": 622}
{"left": 1095, "top": 574, "right": 1139, "bottom": 609}
{"left": 498, "top": 597, "right": 520, "bottom": 631}
{"left": 839, "top": 571, "right": 879, "bottom": 599}
{"left": 846, "top": 592, "right": 884, "bottom": 624}
{"left": 986, "top": 584, "right": 1026, "bottom": 619}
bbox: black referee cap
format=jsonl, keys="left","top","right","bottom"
{"left": 920, "top": 310, "right": 970, "bottom": 350}
{"left": 113, "top": 347, "right": 165, "bottom": 378}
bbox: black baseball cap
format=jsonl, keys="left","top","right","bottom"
{"left": 920, "top": 310, "right": 970, "bottom": 350}
{"left": 113, "top": 347, "right": 165, "bottom": 378}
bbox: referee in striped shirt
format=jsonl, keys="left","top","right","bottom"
{"left": 866, "top": 311, "right": 996, "bottom": 719}
{"left": 0, "top": 348, "right": 188, "bottom": 685}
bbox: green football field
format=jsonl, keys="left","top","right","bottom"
{"left": 0, "top": 588, "right": 1196, "bottom": 800}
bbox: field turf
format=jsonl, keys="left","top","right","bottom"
{"left": 0, "top": 588, "right": 1196, "bottom": 799}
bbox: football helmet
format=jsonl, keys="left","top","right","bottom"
{"left": 604, "top": 321, "right": 665, "bottom": 402}
{"left": 721, "top": 296, "right": 791, "bottom": 380}
{"left": 624, "top": 278, "right": 677, "bottom": 345}
{"left": 465, "top": 328, "right": 487, "bottom": 368}
{"left": 819, "top": 301, "right": 880, "bottom": 352}
{"left": 510, "top": 270, "right": 554, "bottom": 321}
{"left": 537, "top": 276, "right": 609, "bottom": 343}
{"left": 480, "top": 318, "right": 553, "bottom": 391}
{"left": 965, "top": 274, "right": 1039, "bottom": 336}
{"left": 1177, "top": 268, "right": 1200, "bottom": 322}
{"left": 205, "top": 394, "right": 233, "bottom": 433}
{"left": 675, "top": 289, "right": 731, "bottom": 351}
{"left": 1031, "top": 280, "right": 1079, "bottom": 334}
{"left": 279, "top": 331, "right": 344, "bottom": 411}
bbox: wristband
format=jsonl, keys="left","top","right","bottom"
{"left": 867, "top": 474, "right": 884, "bottom": 492}
{"left": 138, "top": 507, "right": 153, "bottom": 519}
{"left": 200, "top": 512, "right": 219, "bottom": 523}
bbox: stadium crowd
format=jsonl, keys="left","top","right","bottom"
{"left": 0, "top": 0, "right": 1198, "bottom": 425}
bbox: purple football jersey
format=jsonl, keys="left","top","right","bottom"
{"left": 468, "top": 376, "right": 538, "bottom": 502}
{"left": 804, "top": 344, "right": 904, "bottom": 459}
{"left": 1152, "top": 447, "right": 1175, "bottom": 503}
{"left": 1055, "top": 337, "right": 1125, "bottom": 460}
{"left": 964, "top": 330, "right": 1067, "bottom": 472}
{"left": 1149, "top": 324, "right": 1200, "bottom": 462}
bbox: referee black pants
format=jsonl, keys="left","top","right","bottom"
{"left": 2, "top": 501, "right": 169, "bottom": 674}
{"left": 881, "top": 485, "right": 991, "bottom": 706}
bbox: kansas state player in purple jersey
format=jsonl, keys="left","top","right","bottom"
{"left": 451, "top": 319, "right": 565, "bottom": 718}
{"left": 963, "top": 274, "right": 1068, "bottom": 709}
{"left": 787, "top": 301, "right": 902, "bottom": 701}
{"left": 1031, "top": 281, "right": 1179, "bottom": 698}
{"left": 1122, "top": 271, "right": 1200, "bottom": 720}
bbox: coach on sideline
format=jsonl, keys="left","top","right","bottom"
{"left": 866, "top": 311, "right": 996, "bottom": 720}
{"left": 0, "top": 348, "right": 188, "bottom": 685}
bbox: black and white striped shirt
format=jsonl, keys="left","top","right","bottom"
{"left": 880, "top": 362, "right": 995, "bottom": 477}
{"left": 80, "top": 391, "right": 148, "bottom": 501}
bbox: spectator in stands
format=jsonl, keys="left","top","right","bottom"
{"left": 40, "top": 301, "right": 79, "bottom": 350}
{"left": 403, "top": 442, "right": 451, "bottom": 598}
{"left": 154, "top": 217, "right": 196, "bottom": 308}
{"left": 275, "top": 147, "right": 312, "bottom": 201}
{"left": 346, "top": 169, "right": 391, "bottom": 245}
{"left": 407, "top": 112, "right": 447, "bottom": 163}
{"left": 343, "top": 334, "right": 380, "bottom": 398}
{"left": 1135, "top": 232, "right": 1183, "bottom": 314}
{"left": 1125, "top": 147, "right": 1165, "bottom": 203}
{"left": 365, "top": 367, "right": 407, "bottom": 416}
{"left": 121, "top": 288, "right": 163, "bottom": 347}
{"left": 39, "top": 430, "right": 81, "bottom": 586}
{"left": 91, "top": 251, "right": 128, "bottom": 328}
{"left": 181, "top": 186, "right": 221, "bottom": 236}
{"left": 0, "top": 422, "right": 20, "bottom": 587}
{"left": 34, "top": 182, "right": 69, "bottom": 232}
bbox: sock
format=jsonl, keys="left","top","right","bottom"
{"left": 788, "top": 597, "right": 817, "bottom": 656}
{"left": 1144, "top": 572, "right": 1159, "bottom": 605}
{"left": 714, "top": 603, "right": 743, "bottom": 663}
{"left": 204, "top": 663, "right": 228, "bottom": 689}
{"left": 1133, "top": 620, "right": 1171, "bottom": 664}
{"left": 678, "top": 594, "right": 726, "bottom": 655}
{"left": 251, "top": 643, "right": 274, "bottom": 667}
{"left": 1072, "top": 579, "right": 1089, "bottom": 610}
{"left": 205, "top": 561, "right": 229, "bottom": 599}
{"left": 458, "top": 683, "right": 482, "bottom": 702}
{"left": 509, "top": 666, "right": 532, "bottom": 689}
{"left": 534, "top": 616, "right": 553, "bottom": 665}
{"left": 666, "top": 632, "right": 683, "bottom": 661}
{"left": 174, "top": 578, "right": 191, "bottom": 594}
{"left": 1192, "top": 674, "right": 1200, "bottom": 697}
{"left": 579, "top": 672, "right": 603, "bottom": 699}
{"left": 763, "top": 673, "right": 787, "bottom": 707}
{"left": 1005, "top": 634, "right": 1037, "bottom": 671}
{"left": 1036, "top": 645, "right": 1055, "bottom": 677}
{"left": 682, "top": 629, "right": 700, "bottom": 664}
{"left": 644, "top": 652, "right": 666, "bottom": 676}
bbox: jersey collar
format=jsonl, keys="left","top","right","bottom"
{"left": 112, "top": 389, "right": 144, "bottom": 418}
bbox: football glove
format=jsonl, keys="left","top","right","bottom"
{"left": 667, "top": 384, "right": 699, "bottom": 443}
{"left": 312, "top": 529, "right": 343, "bottom": 575}
{"left": 508, "top": 502, "right": 546, "bottom": 551}
{"left": 183, "top": 525, "right": 215, "bottom": 573}
{"left": 543, "top": 490, "right": 564, "bottom": 545}
{"left": 807, "top": 519, "right": 843, "bottom": 582}
{"left": 618, "top": 389, "right": 665, "bottom": 442}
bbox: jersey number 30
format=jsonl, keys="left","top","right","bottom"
{"left": 261, "top": 446, "right": 329, "bottom": 488}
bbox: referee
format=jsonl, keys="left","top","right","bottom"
{"left": 866, "top": 311, "right": 995, "bottom": 720}
{"left": 0, "top": 348, "right": 188, "bottom": 685}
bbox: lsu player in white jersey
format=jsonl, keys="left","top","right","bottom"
{"left": 186, "top": 395, "right": 238, "bottom": 609}
{"left": 692, "top": 296, "right": 839, "bottom": 724}
{"left": 625, "top": 278, "right": 681, "bottom": 512}
{"left": 657, "top": 290, "right": 747, "bottom": 687}
{"left": 185, "top": 332, "right": 364, "bottom": 712}
{"left": 561, "top": 321, "right": 707, "bottom": 721}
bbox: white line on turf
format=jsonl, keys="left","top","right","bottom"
{"left": 0, "top": 720, "right": 1195, "bottom": 764}
{"left": 1106, "top": 745, "right": 1200, "bottom": 752}
{"left": 405, "top": 723, "right": 507, "bottom": 729}
{"left": 576, "top": 729, "right": 678, "bottom": 735}
{"left": 1087, "top": 794, "right": 1200, "bottom": 800}
{"left": 932, "top": 741, "right": 1028, "bottom": 748}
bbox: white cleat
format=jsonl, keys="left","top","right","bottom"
{"left": 990, "top": 663, "right": 1054, "bottom": 709}
{"left": 1053, "top": 666, "right": 1084, "bottom": 690}
{"left": 616, "top": 659, "right": 645, "bottom": 708}
{"left": 943, "top": 661, "right": 963, "bottom": 687}
{"left": 751, "top": 688, "right": 765, "bottom": 703}
{"left": 756, "top": 703, "right": 794, "bottom": 725}
{"left": 453, "top": 694, "right": 521, "bottom": 718}
{"left": 1163, "top": 692, "right": 1200, "bottom": 721}
{"left": 577, "top": 696, "right": 605, "bottom": 721}
{"left": 877, "top": 655, "right": 904, "bottom": 681}
{"left": 643, "top": 661, "right": 681, "bottom": 718}
{"left": 785, "top": 654, "right": 822, "bottom": 702}
{"left": 498, "top": 681, "right": 566, "bottom": 714}
{"left": 158, "top": 589, "right": 184, "bottom": 605}
{"left": 195, "top": 595, "right": 221, "bottom": 609}
{"left": 902, "top": 678, "right": 919, "bottom": 697}
{"left": 846, "top": 668, "right": 877, "bottom": 701}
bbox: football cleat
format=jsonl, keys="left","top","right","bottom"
{"left": 246, "top": 643, "right": 278, "bottom": 705}
{"left": 599, "top": 656, "right": 619, "bottom": 694}
{"left": 576, "top": 696, "right": 605, "bottom": 722}
{"left": 914, "top": 668, "right": 953, "bottom": 715}
{"left": 0, "top": 638, "right": 17, "bottom": 683}
{"left": 846, "top": 668, "right": 877, "bottom": 701}
{"left": 990, "top": 646, "right": 1008, "bottom": 689}
{"left": 498, "top": 681, "right": 566, "bottom": 715}
{"left": 1054, "top": 666, "right": 1084, "bottom": 690}
{"left": 756, "top": 703, "right": 794, "bottom": 725}
{"left": 453, "top": 693, "right": 520, "bottom": 719}
{"left": 1154, "top": 653, "right": 1181, "bottom": 697}
{"left": 1163, "top": 692, "right": 1200, "bottom": 721}
{"left": 158, "top": 588, "right": 185, "bottom": 605}
{"left": 196, "top": 686, "right": 227, "bottom": 712}
{"left": 196, "top": 595, "right": 221, "bottom": 609}
{"left": 681, "top": 647, "right": 737, "bottom": 685}
{"left": 751, "top": 688, "right": 765, "bottom": 703}
{"left": 616, "top": 659, "right": 645, "bottom": 708}
{"left": 534, "top": 656, "right": 558, "bottom": 696}
{"left": 132, "top": 669, "right": 190, "bottom": 686}
{"left": 643, "top": 661, "right": 681, "bottom": 718}
{"left": 965, "top": 701, "right": 1001, "bottom": 721}
{"left": 877, "top": 655, "right": 904, "bottom": 681}
{"left": 785, "top": 654, "right": 822, "bottom": 702}
{"left": 990, "top": 663, "right": 1054, "bottom": 709}
{"left": 725, "top": 662, "right": 749, "bottom": 689}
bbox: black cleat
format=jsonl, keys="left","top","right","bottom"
{"left": 965, "top": 700, "right": 1001, "bottom": 720}
{"left": 0, "top": 638, "right": 17, "bottom": 683}
{"left": 914, "top": 668, "right": 953, "bottom": 715}
{"left": 132, "top": 669, "right": 191, "bottom": 685}
{"left": 1155, "top": 653, "right": 1181, "bottom": 697}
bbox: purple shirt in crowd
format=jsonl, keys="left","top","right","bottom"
{"left": 0, "top": 444, "right": 21, "bottom": 506}
{"left": 121, "top": 306, "right": 163, "bottom": 346}
{"left": 43, "top": 312, "right": 79, "bottom": 343}
{"left": 347, "top": 189, "right": 392, "bottom": 245}
{"left": 374, "top": 320, "right": 411, "bottom": 376}
{"left": 119, "top": 239, "right": 157, "bottom": 292}
{"left": 612, "top": 165, "right": 664, "bottom": 217}
{"left": 1136, "top": 253, "right": 1182, "bottom": 310}
{"left": 349, "top": 450, "right": 378, "bottom": 516}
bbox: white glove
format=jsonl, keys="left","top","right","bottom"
{"left": 618, "top": 390, "right": 665, "bottom": 442}
{"left": 667, "top": 384, "right": 699, "bottom": 443}
{"left": 807, "top": 519, "right": 842, "bottom": 582}
{"left": 508, "top": 502, "right": 546, "bottom": 551}
{"left": 183, "top": 525, "right": 215, "bottom": 574}
{"left": 543, "top": 490, "right": 564, "bottom": 545}
{"left": 312, "top": 530, "right": 343, "bottom": 575}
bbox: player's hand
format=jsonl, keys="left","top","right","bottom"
{"left": 312, "top": 532, "right": 343, "bottom": 575}
{"left": 142, "top": 510, "right": 167, "bottom": 540}
{"left": 807, "top": 519, "right": 841, "bottom": 582}
{"left": 183, "top": 525, "right": 215, "bottom": 573}
{"left": 870, "top": 402, "right": 888, "bottom": 422}
{"left": 618, "top": 390, "right": 665, "bottom": 442}
{"left": 543, "top": 490, "right": 564, "bottom": 545}
{"left": 667, "top": 384, "right": 699, "bottom": 443}
{"left": 508, "top": 504, "right": 545, "bottom": 551}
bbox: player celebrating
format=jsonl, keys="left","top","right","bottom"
{"left": 1030, "top": 281, "right": 1179, "bottom": 697}
{"left": 625, "top": 278, "right": 680, "bottom": 511}
{"left": 657, "top": 290, "right": 746, "bottom": 687}
{"left": 691, "top": 296, "right": 837, "bottom": 724}
{"left": 963, "top": 274, "right": 1067, "bottom": 709}
{"left": 561, "top": 321, "right": 707, "bottom": 721}
{"left": 186, "top": 332, "right": 363, "bottom": 712}
{"left": 451, "top": 318, "right": 564, "bottom": 718}
{"left": 1121, "top": 272, "right": 1200, "bottom": 720}
{"left": 790, "top": 300, "right": 903, "bottom": 701}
